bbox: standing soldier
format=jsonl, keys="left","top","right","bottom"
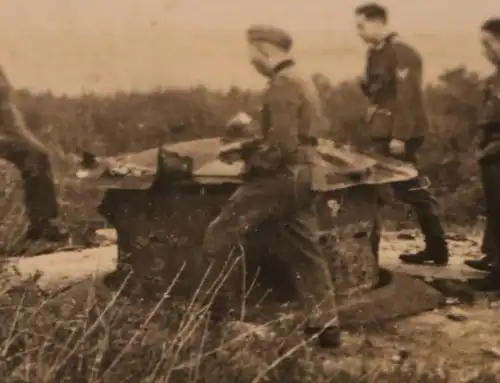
{"left": 466, "top": 18, "right": 500, "bottom": 290}
{"left": 202, "top": 25, "right": 341, "bottom": 348}
{"left": 354, "top": 3, "right": 449, "bottom": 266}
{"left": 0, "top": 67, "right": 69, "bottom": 250}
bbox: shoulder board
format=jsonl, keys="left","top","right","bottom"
{"left": 390, "top": 35, "right": 404, "bottom": 44}
{"left": 390, "top": 36, "right": 411, "bottom": 49}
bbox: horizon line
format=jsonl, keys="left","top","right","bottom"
{"left": 14, "top": 66, "right": 479, "bottom": 98}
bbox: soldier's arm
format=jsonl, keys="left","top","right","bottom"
{"left": 479, "top": 75, "right": 500, "bottom": 128}
{"left": 391, "top": 42, "right": 421, "bottom": 140}
{"left": 262, "top": 75, "right": 301, "bottom": 158}
{"left": 0, "top": 66, "right": 13, "bottom": 126}
{"left": 0, "top": 66, "right": 11, "bottom": 101}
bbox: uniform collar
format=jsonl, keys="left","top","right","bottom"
{"left": 371, "top": 32, "right": 398, "bottom": 51}
{"left": 272, "top": 59, "right": 295, "bottom": 75}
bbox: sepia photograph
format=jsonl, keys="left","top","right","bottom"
{"left": 0, "top": 0, "right": 500, "bottom": 381}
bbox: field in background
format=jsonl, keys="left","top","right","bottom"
{"left": 0, "top": 66, "right": 494, "bottom": 382}
{"left": 4, "top": 65, "right": 486, "bottom": 223}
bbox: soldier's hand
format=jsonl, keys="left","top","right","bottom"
{"left": 389, "top": 139, "right": 406, "bottom": 156}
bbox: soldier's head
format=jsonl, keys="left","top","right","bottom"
{"left": 481, "top": 18, "right": 500, "bottom": 66}
{"left": 246, "top": 25, "right": 293, "bottom": 78}
{"left": 354, "top": 3, "right": 388, "bottom": 45}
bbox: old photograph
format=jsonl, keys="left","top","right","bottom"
{"left": 0, "top": 0, "right": 499, "bottom": 381}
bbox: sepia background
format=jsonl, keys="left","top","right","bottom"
{"left": 0, "top": 0, "right": 498, "bottom": 94}
{"left": 0, "top": 2, "right": 500, "bottom": 382}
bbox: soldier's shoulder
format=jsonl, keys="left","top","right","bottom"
{"left": 274, "top": 66, "right": 307, "bottom": 88}
{"left": 268, "top": 68, "right": 309, "bottom": 102}
{"left": 390, "top": 36, "right": 420, "bottom": 56}
{"left": 282, "top": 64, "right": 317, "bottom": 83}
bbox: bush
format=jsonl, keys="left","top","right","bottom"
{"left": 1, "top": 270, "right": 499, "bottom": 383}
{"left": 0, "top": 65, "right": 488, "bottom": 243}
{"left": 10, "top": 66, "right": 486, "bottom": 223}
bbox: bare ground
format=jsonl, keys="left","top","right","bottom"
{"left": 4, "top": 230, "right": 500, "bottom": 375}
{"left": 3, "top": 228, "right": 500, "bottom": 382}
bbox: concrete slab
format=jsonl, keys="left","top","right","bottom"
{"left": 378, "top": 231, "right": 486, "bottom": 281}
{"left": 3, "top": 230, "right": 486, "bottom": 292}
{"left": 5, "top": 245, "right": 117, "bottom": 289}
{"left": 379, "top": 251, "right": 485, "bottom": 281}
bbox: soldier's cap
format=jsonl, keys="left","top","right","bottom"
{"left": 246, "top": 24, "right": 293, "bottom": 51}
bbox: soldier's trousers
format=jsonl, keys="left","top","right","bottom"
{"left": 202, "top": 165, "right": 339, "bottom": 328}
{"left": 371, "top": 138, "right": 447, "bottom": 250}
{"left": 479, "top": 156, "right": 500, "bottom": 270}
{"left": 0, "top": 132, "right": 59, "bottom": 225}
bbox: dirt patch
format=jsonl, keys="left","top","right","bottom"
{"left": 358, "top": 303, "right": 500, "bottom": 377}
{"left": 2, "top": 230, "right": 499, "bottom": 381}
{"left": 4, "top": 229, "right": 486, "bottom": 290}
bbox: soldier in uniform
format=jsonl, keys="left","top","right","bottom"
{"left": 466, "top": 18, "right": 500, "bottom": 289}
{"left": 202, "top": 25, "right": 341, "bottom": 348}
{"left": 0, "top": 67, "right": 68, "bottom": 248}
{"left": 354, "top": 3, "right": 449, "bottom": 266}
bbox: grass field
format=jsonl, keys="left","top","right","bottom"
{"left": 0, "top": 65, "right": 496, "bottom": 382}
{"left": 3, "top": 256, "right": 500, "bottom": 383}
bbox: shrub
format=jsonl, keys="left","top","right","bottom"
{"left": 0, "top": 270, "right": 499, "bottom": 383}
{"left": 9, "top": 66, "right": 486, "bottom": 223}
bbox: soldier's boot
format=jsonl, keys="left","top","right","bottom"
{"left": 466, "top": 228, "right": 497, "bottom": 271}
{"left": 9, "top": 219, "right": 70, "bottom": 256}
{"left": 399, "top": 205, "right": 449, "bottom": 266}
{"left": 399, "top": 245, "right": 449, "bottom": 266}
{"left": 25, "top": 219, "right": 70, "bottom": 243}
{"left": 19, "top": 155, "right": 70, "bottom": 245}
{"left": 464, "top": 255, "right": 495, "bottom": 272}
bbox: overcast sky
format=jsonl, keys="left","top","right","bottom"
{"left": 0, "top": 0, "right": 498, "bottom": 33}
{"left": 0, "top": 0, "right": 497, "bottom": 94}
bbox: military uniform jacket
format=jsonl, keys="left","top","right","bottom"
{"left": 0, "top": 66, "right": 48, "bottom": 152}
{"left": 0, "top": 66, "right": 12, "bottom": 127}
{"left": 477, "top": 69, "right": 500, "bottom": 161}
{"left": 247, "top": 59, "right": 328, "bottom": 171}
{"left": 361, "top": 33, "right": 429, "bottom": 141}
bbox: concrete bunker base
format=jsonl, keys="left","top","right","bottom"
{"left": 99, "top": 183, "right": 444, "bottom": 328}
